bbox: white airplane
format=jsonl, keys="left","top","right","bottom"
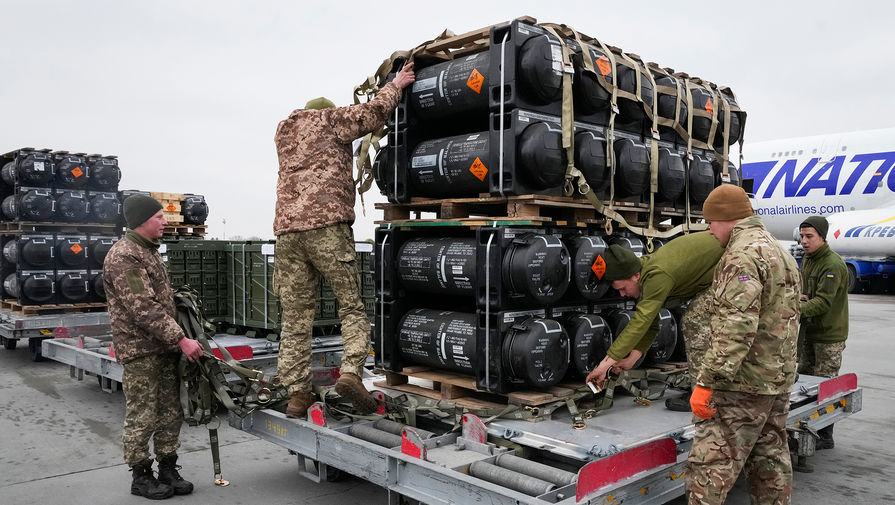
{"left": 741, "top": 127, "right": 895, "bottom": 290}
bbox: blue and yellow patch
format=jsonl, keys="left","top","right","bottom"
{"left": 826, "top": 272, "right": 836, "bottom": 278}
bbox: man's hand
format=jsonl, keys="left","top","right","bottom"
{"left": 585, "top": 355, "right": 618, "bottom": 386}
{"left": 611, "top": 350, "right": 642, "bottom": 374}
{"left": 178, "top": 338, "right": 203, "bottom": 363}
{"left": 690, "top": 385, "right": 716, "bottom": 419}
{"left": 393, "top": 62, "right": 416, "bottom": 89}
{"left": 800, "top": 294, "right": 809, "bottom": 302}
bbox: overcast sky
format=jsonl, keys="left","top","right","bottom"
{"left": 2, "top": 1, "right": 892, "bottom": 240}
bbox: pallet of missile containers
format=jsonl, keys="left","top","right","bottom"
{"left": 150, "top": 191, "right": 185, "bottom": 224}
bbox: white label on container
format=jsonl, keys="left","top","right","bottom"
{"left": 158, "top": 244, "right": 167, "bottom": 253}
{"left": 411, "top": 155, "right": 437, "bottom": 168}
{"left": 412, "top": 76, "right": 437, "bottom": 92}
{"left": 466, "top": 53, "right": 478, "bottom": 61}
{"left": 355, "top": 242, "right": 373, "bottom": 253}
{"left": 551, "top": 44, "right": 563, "bottom": 73}
{"left": 517, "top": 26, "right": 530, "bottom": 35}
{"left": 268, "top": 256, "right": 274, "bottom": 263}
{"left": 466, "top": 134, "right": 480, "bottom": 141}
{"left": 261, "top": 244, "right": 275, "bottom": 255}
{"left": 34, "top": 161, "right": 45, "bottom": 172}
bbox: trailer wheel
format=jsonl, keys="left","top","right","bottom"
{"left": 846, "top": 264, "right": 860, "bottom": 293}
{"left": 29, "top": 338, "right": 45, "bottom": 362}
{"left": 2, "top": 338, "right": 16, "bottom": 350}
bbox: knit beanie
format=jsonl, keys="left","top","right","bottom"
{"left": 602, "top": 244, "right": 643, "bottom": 282}
{"left": 305, "top": 97, "right": 335, "bottom": 110}
{"left": 702, "top": 184, "right": 754, "bottom": 222}
{"left": 123, "top": 194, "right": 163, "bottom": 229}
{"left": 800, "top": 215, "right": 829, "bottom": 240}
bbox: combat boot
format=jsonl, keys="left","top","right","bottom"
{"left": 816, "top": 425, "right": 835, "bottom": 450}
{"left": 664, "top": 391, "right": 692, "bottom": 412}
{"left": 131, "top": 459, "right": 174, "bottom": 500}
{"left": 334, "top": 373, "right": 377, "bottom": 415}
{"left": 157, "top": 454, "right": 194, "bottom": 495}
{"left": 286, "top": 391, "right": 317, "bottom": 419}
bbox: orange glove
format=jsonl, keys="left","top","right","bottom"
{"left": 690, "top": 385, "right": 716, "bottom": 420}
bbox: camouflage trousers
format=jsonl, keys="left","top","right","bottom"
{"left": 122, "top": 353, "right": 182, "bottom": 467}
{"left": 681, "top": 288, "right": 713, "bottom": 386}
{"left": 798, "top": 339, "right": 846, "bottom": 378}
{"left": 275, "top": 224, "right": 370, "bottom": 394}
{"left": 686, "top": 390, "right": 792, "bottom": 505}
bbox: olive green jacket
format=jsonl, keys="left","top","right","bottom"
{"left": 801, "top": 243, "right": 849, "bottom": 343}
{"left": 606, "top": 232, "right": 723, "bottom": 361}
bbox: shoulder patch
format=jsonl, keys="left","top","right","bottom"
{"left": 737, "top": 274, "right": 751, "bottom": 281}
{"left": 125, "top": 269, "right": 145, "bottom": 294}
{"left": 826, "top": 272, "right": 835, "bottom": 278}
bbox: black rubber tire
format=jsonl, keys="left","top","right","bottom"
{"left": 2, "top": 338, "right": 16, "bottom": 350}
{"left": 29, "top": 338, "right": 45, "bottom": 362}
{"left": 846, "top": 264, "right": 860, "bottom": 294}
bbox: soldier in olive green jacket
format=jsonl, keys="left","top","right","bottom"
{"left": 798, "top": 215, "right": 849, "bottom": 449}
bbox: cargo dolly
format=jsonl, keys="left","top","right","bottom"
{"left": 0, "top": 308, "right": 110, "bottom": 361}
{"left": 229, "top": 373, "right": 861, "bottom": 505}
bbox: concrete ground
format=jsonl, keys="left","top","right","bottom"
{"left": 1, "top": 293, "right": 892, "bottom": 504}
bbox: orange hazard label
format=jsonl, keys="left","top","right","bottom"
{"left": 596, "top": 56, "right": 612, "bottom": 77}
{"left": 70, "top": 243, "right": 83, "bottom": 255}
{"left": 705, "top": 98, "right": 714, "bottom": 115}
{"left": 591, "top": 254, "right": 607, "bottom": 280}
{"left": 72, "top": 167, "right": 84, "bottom": 178}
{"left": 166, "top": 203, "right": 177, "bottom": 212}
{"left": 467, "top": 68, "right": 484, "bottom": 94}
{"left": 469, "top": 157, "right": 488, "bottom": 181}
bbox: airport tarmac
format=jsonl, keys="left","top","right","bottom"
{"left": 1, "top": 293, "right": 892, "bottom": 505}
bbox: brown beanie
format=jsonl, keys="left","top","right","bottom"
{"left": 702, "top": 185, "right": 754, "bottom": 222}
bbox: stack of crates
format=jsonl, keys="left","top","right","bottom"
{"left": 163, "top": 240, "right": 229, "bottom": 318}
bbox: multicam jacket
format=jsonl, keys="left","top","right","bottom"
{"left": 273, "top": 82, "right": 402, "bottom": 235}
{"left": 801, "top": 243, "right": 849, "bottom": 343}
{"left": 607, "top": 231, "right": 724, "bottom": 361}
{"left": 695, "top": 216, "right": 801, "bottom": 395}
{"left": 103, "top": 230, "right": 184, "bottom": 364}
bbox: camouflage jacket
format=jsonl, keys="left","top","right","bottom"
{"left": 607, "top": 231, "right": 724, "bottom": 360}
{"left": 103, "top": 231, "right": 184, "bottom": 364}
{"left": 801, "top": 243, "right": 849, "bottom": 343}
{"left": 695, "top": 216, "right": 801, "bottom": 394}
{"left": 273, "top": 82, "right": 402, "bottom": 235}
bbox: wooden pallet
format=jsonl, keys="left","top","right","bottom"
{"left": 163, "top": 224, "right": 206, "bottom": 237}
{"left": 373, "top": 366, "right": 589, "bottom": 413}
{"left": 0, "top": 300, "right": 107, "bottom": 316}
{"left": 0, "top": 221, "right": 119, "bottom": 233}
{"left": 150, "top": 192, "right": 184, "bottom": 202}
{"left": 375, "top": 195, "right": 702, "bottom": 229}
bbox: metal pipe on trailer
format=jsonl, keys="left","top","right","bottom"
{"left": 494, "top": 453, "right": 577, "bottom": 487}
{"left": 468, "top": 460, "right": 556, "bottom": 497}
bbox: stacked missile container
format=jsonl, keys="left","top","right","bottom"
{"left": 371, "top": 19, "right": 744, "bottom": 394}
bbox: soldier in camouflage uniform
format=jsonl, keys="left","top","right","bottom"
{"left": 686, "top": 185, "right": 801, "bottom": 505}
{"left": 273, "top": 62, "right": 415, "bottom": 418}
{"left": 584, "top": 233, "right": 723, "bottom": 412}
{"left": 104, "top": 195, "right": 204, "bottom": 500}
{"left": 798, "top": 215, "right": 849, "bottom": 449}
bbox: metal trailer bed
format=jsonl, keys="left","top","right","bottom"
{"left": 230, "top": 373, "right": 862, "bottom": 505}
{"left": 0, "top": 309, "right": 111, "bottom": 361}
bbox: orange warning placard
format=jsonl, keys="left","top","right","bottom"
{"left": 596, "top": 56, "right": 612, "bottom": 77}
{"left": 591, "top": 254, "right": 607, "bottom": 280}
{"left": 705, "top": 98, "right": 714, "bottom": 115}
{"left": 166, "top": 203, "right": 177, "bottom": 212}
{"left": 72, "top": 167, "right": 84, "bottom": 178}
{"left": 467, "top": 69, "right": 484, "bottom": 94}
{"left": 469, "top": 157, "right": 488, "bottom": 181}
{"left": 70, "top": 243, "right": 83, "bottom": 255}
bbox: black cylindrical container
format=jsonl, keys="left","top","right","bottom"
{"left": 88, "top": 193, "right": 120, "bottom": 223}
{"left": 3, "top": 190, "right": 55, "bottom": 221}
{"left": 3, "top": 152, "right": 54, "bottom": 187}
{"left": 569, "top": 235, "right": 611, "bottom": 300}
{"left": 713, "top": 94, "right": 744, "bottom": 148}
{"left": 54, "top": 154, "right": 89, "bottom": 189}
{"left": 611, "top": 235, "right": 645, "bottom": 257}
{"left": 57, "top": 238, "right": 88, "bottom": 269}
{"left": 575, "top": 131, "right": 608, "bottom": 194}
{"left": 517, "top": 122, "right": 567, "bottom": 190}
{"left": 56, "top": 191, "right": 89, "bottom": 222}
{"left": 603, "top": 309, "right": 644, "bottom": 367}
{"left": 88, "top": 157, "right": 121, "bottom": 191}
{"left": 93, "top": 272, "right": 106, "bottom": 301}
{"left": 15, "top": 237, "right": 55, "bottom": 269}
{"left": 409, "top": 52, "right": 491, "bottom": 121}
{"left": 408, "top": 133, "right": 490, "bottom": 197}
{"left": 57, "top": 272, "right": 89, "bottom": 303}
{"left": 182, "top": 195, "right": 208, "bottom": 225}
{"left": 689, "top": 87, "right": 717, "bottom": 144}
{"left": 654, "top": 74, "right": 688, "bottom": 135}
{"left": 398, "top": 309, "right": 477, "bottom": 374}
{"left": 88, "top": 237, "right": 116, "bottom": 268}
{"left": 502, "top": 233, "right": 570, "bottom": 305}
{"left": 559, "top": 313, "right": 613, "bottom": 377}
{"left": 4, "top": 273, "right": 54, "bottom": 303}
{"left": 502, "top": 317, "right": 569, "bottom": 387}
{"left": 397, "top": 238, "right": 477, "bottom": 296}
{"left": 647, "top": 237, "right": 667, "bottom": 254}
{"left": 657, "top": 147, "right": 685, "bottom": 202}
{"left": 689, "top": 155, "right": 716, "bottom": 205}
{"left": 616, "top": 61, "right": 654, "bottom": 122}
{"left": 714, "top": 161, "right": 742, "bottom": 187}
{"left": 613, "top": 138, "right": 650, "bottom": 198}
{"left": 2, "top": 240, "right": 17, "bottom": 265}
{"left": 516, "top": 34, "right": 564, "bottom": 105}
{"left": 644, "top": 308, "right": 679, "bottom": 365}
{"left": 573, "top": 47, "right": 612, "bottom": 114}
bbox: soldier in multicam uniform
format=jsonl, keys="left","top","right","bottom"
{"left": 584, "top": 232, "right": 723, "bottom": 412}
{"left": 686, "top": 184, "right": 801, "bottom": 505}
{"left": 273, "top": 62, "right": 415, "bottom": 418}
{"left": 798, "top": 215, "right": 849, "bottom": 449}
{"left": 104, "top": 195, "right": 204, "bottom": 500}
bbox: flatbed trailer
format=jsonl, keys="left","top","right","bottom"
{"left": 0, "top": 309, "right": 111, "bottom": 361}
{"left": 229, "top": 373, "right": 861, "bottom": 505}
